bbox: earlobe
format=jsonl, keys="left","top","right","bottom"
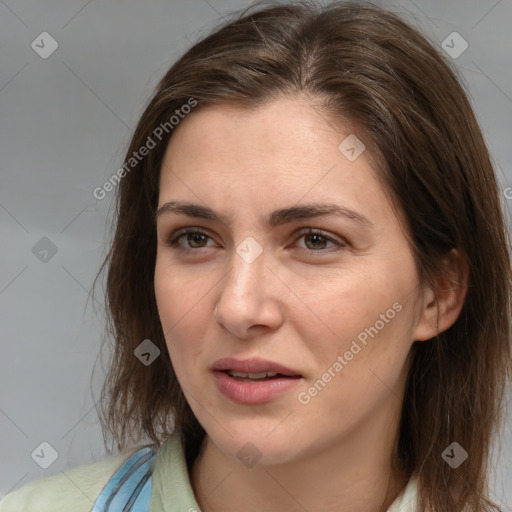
{"left": 413, "top": 248, "right": 469, "bottom": 342}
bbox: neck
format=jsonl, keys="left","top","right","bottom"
{"left": 189, "top": 417, "right": 407, "bottom": 512}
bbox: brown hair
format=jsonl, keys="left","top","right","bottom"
{"left": 92, "top": 1, "right": 512, "bottom": 510}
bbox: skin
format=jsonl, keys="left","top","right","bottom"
{"left": 153, "top": 95, "right": 468, "bottom": 512}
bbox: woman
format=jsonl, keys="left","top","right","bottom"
{"left": 2, "top": 1, "right": 510, "bottom": 511}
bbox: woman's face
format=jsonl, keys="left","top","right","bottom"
{"left": 154, "top": 95, "right": 428, "bottom": 465}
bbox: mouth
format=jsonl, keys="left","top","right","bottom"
{"left": 211, "top": 357, "right": 302, "bottom": 377}
{"left": 211, "top": 357, "right": 303, "bottom": 404}
{"left": 220, "top": 370, "right": 302, "bottom": 381}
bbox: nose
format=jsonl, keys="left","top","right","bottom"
{"left": 213, "top": 241, "right": 284, "bottom": 339}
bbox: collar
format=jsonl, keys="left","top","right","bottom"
{"left": 149, "top": 434, "right": 419, "bottom": 511}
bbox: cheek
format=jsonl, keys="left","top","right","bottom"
{"left": 292, "top": 268, "right": 398, "bottom": 344}
{"left": 298, "top": 256, "right": 418, "bottom": 374}
{"left": 154, "top": 262, "right": 208, "bottom": 363}
{"left": 154, "top": 257, "right": 210, "bottom": 325}
{"left": 296, "top": 295, "right": 414, "bottom": 427}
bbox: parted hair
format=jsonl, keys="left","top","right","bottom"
{"left": 92, "top": 1, "right": 512, "bottom": 510}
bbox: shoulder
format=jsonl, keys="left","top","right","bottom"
{"left": 0, "top": 445, "right": 149, "bottom": 512}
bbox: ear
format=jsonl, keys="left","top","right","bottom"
{"left": 413, "top": 248, "right": 469, "bottom": 341}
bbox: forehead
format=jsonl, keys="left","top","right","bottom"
{"left": 157, "top": 96, "right": 397, "bottom": 228}
{"left": 161, "top": 97, "right": 366, "bottom": 178}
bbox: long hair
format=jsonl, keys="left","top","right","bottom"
{"left": 92, "top": 2, "right": 512, "bottom": 510}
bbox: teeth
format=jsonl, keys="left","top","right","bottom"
{"left": 228, "top": 370, "right": 279, "bottom": 379}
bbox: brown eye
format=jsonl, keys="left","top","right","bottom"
{"left": 166, "top": 229, "right": 214, "bottom": 250}
{"left": 183, "top": 233, "right": 209, "bottom": 248}
{"left": 294, "top": 229, "right": 346, "bottom": 253}
{"left": 303, "top": 233, "right": 330, "bottom": 250}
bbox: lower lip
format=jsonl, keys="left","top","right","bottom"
{"left": 213, "top": 371, "right": 302, "bottom": 404}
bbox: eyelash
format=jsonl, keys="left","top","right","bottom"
{"left": 165, "top": 227, "right": 347, "bottom": 254}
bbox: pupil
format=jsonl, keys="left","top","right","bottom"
{"left": 189, "top": 234, "right": 205, "bottom": 247}
{"left": 307, "top": 234, "right": 325, "bottom": 249}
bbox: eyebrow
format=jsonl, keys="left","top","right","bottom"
{"left": 154, "top": 200, "right": 373, "bottom": 229}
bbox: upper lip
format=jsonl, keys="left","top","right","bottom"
{"left": 212, "top": 357, "right": 302, "bottom": 377}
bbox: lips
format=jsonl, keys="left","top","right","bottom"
{"left": 211, "top": 357, "right": 303, "bottom": 404}
{"left": 211, "top": 357, "right": 302, "bottom": 377}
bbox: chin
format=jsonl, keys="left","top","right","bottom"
{"left": 208, "top": 427, "right": 305, "bottom": 467}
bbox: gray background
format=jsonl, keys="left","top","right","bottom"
{"left": 1, "top": 0, "right": 511, "bottom": 508}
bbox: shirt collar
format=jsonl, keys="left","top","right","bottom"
{"left": 149, "top": 433, "right": 201, "bottom": 512}
{"left": 149, "top": 433, "right": 419, "bottom": 511}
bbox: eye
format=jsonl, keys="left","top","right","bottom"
{"left": 165, "top": 227, "right": 346, "bottom": 254}
{"left": 293, "top": 228, "right": 347, "bottom": 253}
{"left": 165, "top": 228, "right": 215, "bottom": 250}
